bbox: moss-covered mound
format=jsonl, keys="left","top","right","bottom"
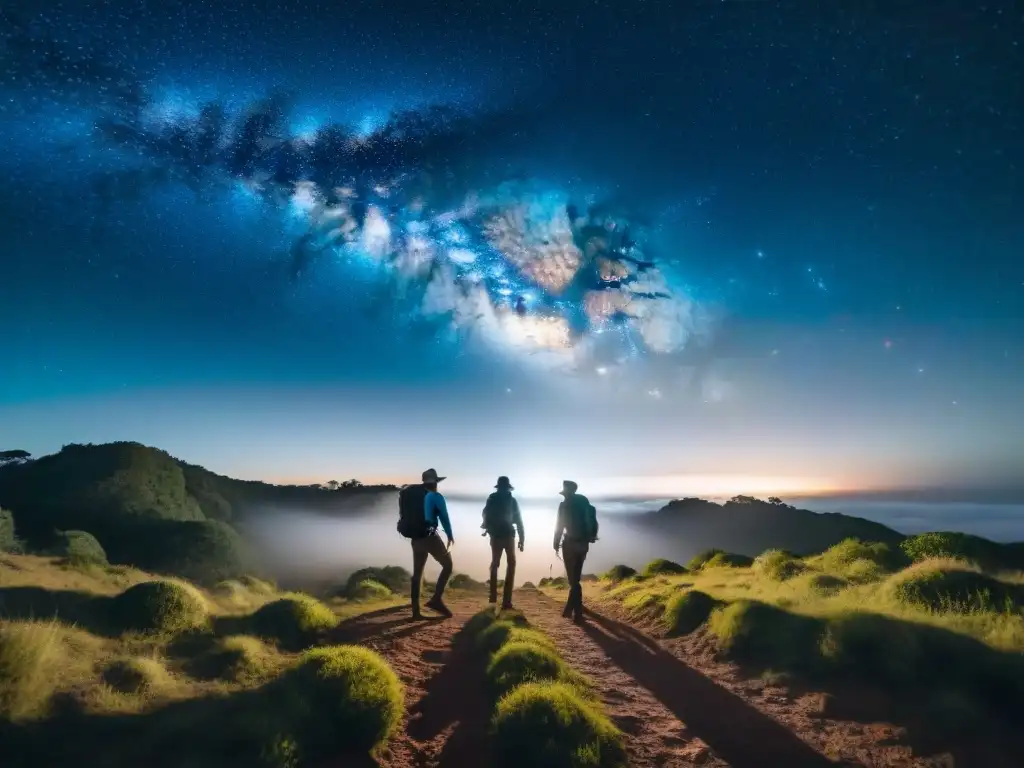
{"left": 110, "top": 580, "right": 208, "bottom": 634}
{"left": 643, "top": 558, "right": 687, "bottom": 577}
{"left": 251, "top": 594, "right": 339, "bottom": 650}
{"left": 278, "top": 645, "right": 404, "bottom": 757}
{"left": 54, "top": 530, "right": 108, "bottom": 566}
{"left": 602, "top": 565, "right": 637, "bottom": 582}
{"left": 491, "top": 681, "right": 627, "bottom": 768}
{"left": 752, "top": 549, "right": 804, "bottom": 580}
{"left": 664, "top": 589, "right": 718, "bottom": 636}
{"left": 101, "top": 657, "right": 171, "bottom": 694}
{"left": 486, "top": 641, "right": 569, "bottom": 698}
{"left": 887, "top": 561, "right": 1023, "bottom": 613}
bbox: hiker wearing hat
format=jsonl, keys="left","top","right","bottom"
{"left": 553, "top": 480, "right": 599, "bottom": 622}
{"left": 481, "top": 476, "right": 525, "bottom": 609}
{"left": 396, "top": 468, "right": 454, "bottom": 618}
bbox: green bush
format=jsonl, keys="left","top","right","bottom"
{"left": 477, "top": 621, "right": 557, "bottom": 656}
{"left": 0, "top": 508, "right": 20, "bottom": 552}
{"left": 348, "top": 579, "right": 393, "bottom": 601}
{"left": 450, "top": 573, "right": 488, "bottom": 591}
{"left": 491, "top": 681, "right": 627, "bottom": 768}
{"left": 802, "top": 573, "right": 848, "bottom": 594}
{"left": 887, "top": 562, "right": 1022, "bottom": 613}
{"left": 110, "top": 580, "right": 209, "bottom": 634}
{"left": 198, "top": 635, "right": 275, "bottom": 683}
{"left": 55, "top": 530, "right": 108, "bottom": 566}
{"left": 819, "top": 612, "right": 921, "bottom": 685}
{"left": 686, "top": 549, "right": 724, "bottom": 570}
{"left": 251, "top": 594, "right": 339, "bottom": 650}
{"left": 342, "top": 566, "right": 411, "bottom": 597}
{"left": 279, "top": 645, "right": 403, "bottom": 757}
{"left": 702, "top": 551, "right": 754, "bottom": 569}
{"left": 240, "top": 575, "right": 276, "bottom": 595}
{"left": 643, "top": 558, "right": 687, "bottom": 577}
{"left": 820, "top": 538, "right": 909, "bottom": 573}
{"left": 900, "top": 532, "right": 1015, "bottom": 570}
{"left": 101, "top": 657, "right": 170, "bottom": 693}
{"left": 707, "top": 600, "right": 821, "bottom": 671}
{"left": 753, "top": 549, "right": 804, "bottom": 580}
{"left": 486, "top": 641, "right": 568, "bottom": 698}
{"left": 602, "top": 565, "right": 636, "bottom": 582}
{"left": 664, "top": 590, "right": 718, "bottom": 636}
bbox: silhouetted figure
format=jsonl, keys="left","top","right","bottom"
{"left": 481, "top": 476, "right": 525, "bottom": 608}
{"left": 553, "top": 480, "right": 599, "bottom": 623}
{"left": 396, "top": 468, "right": 454, "bottom": 618}
{"left": 515, "top": 295, "right": 527, "bottom": 317}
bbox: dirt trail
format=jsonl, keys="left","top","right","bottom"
{"left": 330, "top": 589, "right": 848, "bottom": 768}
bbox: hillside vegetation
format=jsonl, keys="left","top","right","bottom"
{"left": 0, "top": 552, "right": 404, "bottom": 766}
{"left": 590, "top": 534, "right": 1024, "bottom": 724}
{"left": 0, "top": 442, "right": 397, "bottom": 585}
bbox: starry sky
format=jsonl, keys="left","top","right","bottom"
{"left": 0, "top": 0, "right": 1021, "bottom": 505}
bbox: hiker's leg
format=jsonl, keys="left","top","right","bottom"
{"left": 562, "top": 545, "right": 578, "bottom": 617}
{"left": 488, "top": 536, "right": 503, "bottom": 604}
{"left": 428, "top": 533, "right": 453, "bottom": 599}
{"left": 571, "top": 545, "right": 588, "bottom": 616}
{"left": 411, "top": 540, "right": 429, "bottom": 614}
{"left": 503, "top": 537, "right": 516, "bottom": 606}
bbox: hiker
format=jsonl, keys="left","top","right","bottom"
{"left": 396, "top": 468, "right": 455, "bottom": 619}
{"left": 480, "top": 475, "right": 525, "bottom": 608}
{"left": 552, "top": 480, "right": 598, "bottom": 622}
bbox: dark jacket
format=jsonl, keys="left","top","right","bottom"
{"left": 553, "top": 493, "right": 597, "bottom": 547}
{"left": 482, "top": 490, "right": 524, "bottom": 540}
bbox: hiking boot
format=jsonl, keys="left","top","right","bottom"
{"left": 562, "top": 604, "right": 572, "bottom": 618}
{"left": 501, "top": 601, "right": 514, "bottom": 611}
{"left": 411, "top": 609, "right": 424, "bottom": 620}
{"left": 425, "top": 597, "right": 453, "bottom": 618}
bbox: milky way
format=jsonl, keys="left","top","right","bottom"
{"left": 81, "top": 87, "right": 707, "bottom": 377}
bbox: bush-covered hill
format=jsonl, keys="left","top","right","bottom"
{"left": 0, "top": 442, "right": 397, "bottom": 584}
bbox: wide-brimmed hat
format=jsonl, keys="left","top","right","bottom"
{"left": 495, "top": 476, "right": 514, "bottom": 490}
{"left": 559, "top": 480, "right": 578, "bottom": 496}
{"left": 422, "top": 468, "right": 446, "bottom": 483}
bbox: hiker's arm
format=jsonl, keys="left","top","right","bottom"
{"left": 434, "top": 494, "right": 454, "bottom": 541}
{"left": 553, "top": 502, "right": 565, "bottom": 549}
{"left": 512, "top": 498, "right": 524, "bottom": 542}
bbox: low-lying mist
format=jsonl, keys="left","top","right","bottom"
{"left": 243, "top": 496, "right": 682, "bottom": 589}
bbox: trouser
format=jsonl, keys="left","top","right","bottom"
{"left": 562, "top": 538, "right": 589, "bottom": 618}
{"left": 488, "top": 535, "right": 516, "bottom": 605}
{"left": 411, "top": 532, "right": 453, "bottom": 610}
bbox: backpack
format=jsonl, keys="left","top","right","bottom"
{"left": 397, "top": 484, "right": 432, "bottom": 539}
{"left": 482, "top": 492, "right": 516, "bottom": 538}
{"left": 565, "top": 495, "right": 599, "bottom": 542}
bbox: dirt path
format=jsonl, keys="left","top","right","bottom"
{"left": 330, "top": 590, "right": 848, "bottom": 768}
{"left": 330, "top": 598, "right": 491, "bottom": 768}
{"left": 518, "top": 589, "right": 839, "bottom": 768}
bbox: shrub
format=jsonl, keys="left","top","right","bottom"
{"left": 887, "top": 560, "right": 1022, "bottom": 613}
{"left": 251, "top": 594, "right": 339, "bottom": 650}
{"left": 491, "top": 681, "right": 627, "bottom": 768}
{"left": 622, "top": 591, "right": 665, "bottom": 620}
{"left": 279, "top": 645, "right": 403, "bottom": 757}
{"left": 643, "top": 558, "right": 687, "bottom": 577}
{"left": 753, "top": 549, "right": 804, "bottom": 580}
{"left": 602, "top": 565, "right": 636, "bottom": 582}
{"left": 342, "top": 566, "right": 411, "bottom": 597}
{"left": 486, "top": 641, "right": 567, "bottom": 698}
{"left": 199, "top": 635, "right": 275, "bottom": 683}
{"left": 0, "top": 620, "right": 66, "bottom": 720}
{"left": 0, "top": 507, "right": 21, "bottom": 552}
{"left": 101, "top": 656, "right": 171, "bottom": 694}
{"left": 521, "top": 581, "right": 536, "bottom": 589}
{"left": 450, "top": 573, "right": 487, "bottom": 591}
{"left": 477, "top": 621, "right": 556, "bottom": 656}
{"left": 819, "top": 612, "right": 920, "bottom": 685}
{"left": 664, "top": 590, "right": 717, "bottom": 636}
{"left": 900, "top": 532, "right": 1024, "bottom": 571}
{"left": 820, "top": 538, "right": 908, "bottom": 573}
{"left": 707, "top": 600, "right": 821, "bottom": 671}
{"left": 703, "top": 551, "right": 754, "bottom": 569}
{"left": 55, "top": 530, "right": 108, "bottom": 566}
{"left": 801, "top": 573, "right": 848, "bottom": 595}
{"left": 580, "top": 573, "right": 599, "bottom": 582}
{"left": 240, "top": 575, "right": 277, "bottom": 595}
{"left": 686, "top": 549, "right": 724, "bottom": 570}
{"left": 348, "top": 579, "right": 393, "bottom": 601}
{"left": 110, "top": 580, "right": 209, "bottom": 634}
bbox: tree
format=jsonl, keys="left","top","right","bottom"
{"left": 768, "top": 496, "right": 784, "bottom": 505}
{"left": 324, "top": 480, "right": 340, "bottom": 491}
{"left": 340, "top": 479, "right": 362, "bottom": 489}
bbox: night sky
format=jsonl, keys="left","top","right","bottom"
{"left": 1, "top": 0, "right": 1021, "bottom": 503}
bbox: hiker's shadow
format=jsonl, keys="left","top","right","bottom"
{"left": 406, "top": 623, "right": 491, "bottom": 768}
{"left": 581, "top": 609, "right": 836, "bottom": 768}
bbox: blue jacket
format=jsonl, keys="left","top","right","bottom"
{"left": 425, "top": 490, "right": 453, "bottom": 540}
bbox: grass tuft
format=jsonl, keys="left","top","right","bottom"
{"left": 101, "top": 656, "right": 172, "bottom": 694}
{"left": 250, "top": 594, "right": 339, "bottom": 651}
{"left": 602, "top": 565, "right": 637, "bottom": 582}
{"left": 643, "top": 558, "right": 687, "bottom": 577}
{"left": 664, "top": 589, "right": 718, "bottom": 636}
{"left": 0, "top": 620, "right": 67, "bottom": 721}
{"left": 491, "top": 681, "right": 627, "bottom": 768}
{"left": 110, "top": 580, "right": 209, "bottom": 634}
